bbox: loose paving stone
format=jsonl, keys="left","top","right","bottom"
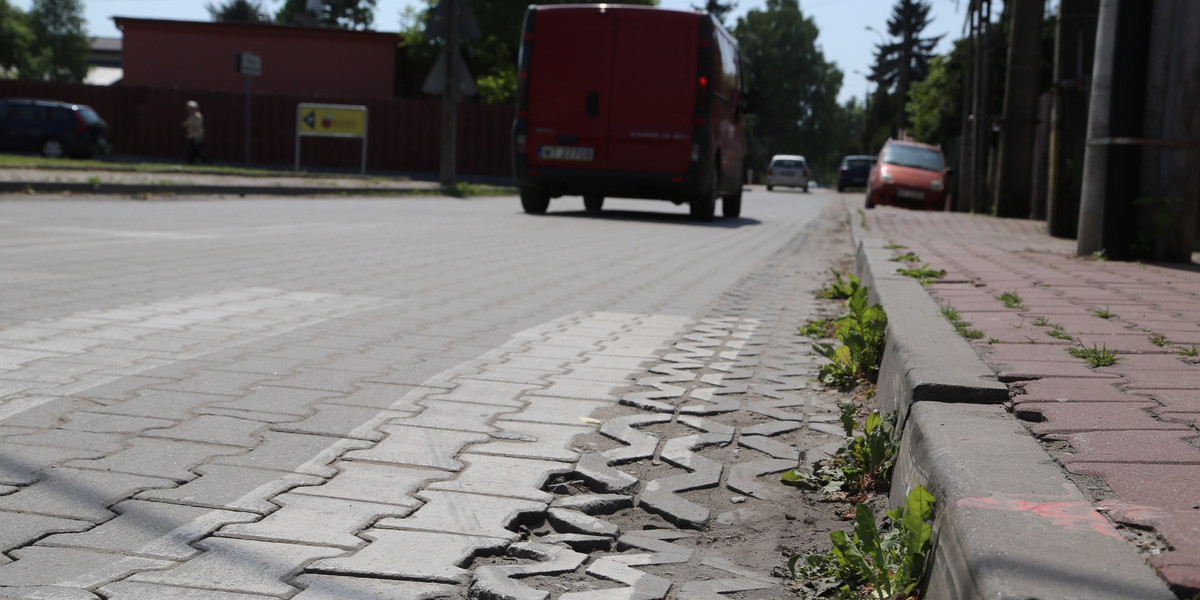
{"left": 308, "top": 528, "right": 507, "bottom": 583}
{"left": 550, "top": 494, "right": 634, "bottom": 515}
{"left": 290, "top": 574, "right": 458, "bottom": 600}
{"left": 677, "top": 578, "right": 775, "bottom": 599}
{"left": 99, "top": 582, "right": 277, "bottom": 599}
{"left": 41, "top": 499, "right": 256, "bottom": 560}
{"left": 222, "top": 493, "right": 412, "bottom": 549}
{"left": 126, "top": 537, "right": 343, "bottom": 596}
{"left": 344, "top": 424, "right": 489, "bottom": 471}
{"left": 67, "top": 437, "right": 243, "bottom": 483}
{"left": 426, "top": 455, "right": 568, "bottom": 502}
{"left": 214, "top": 430, "right": 372, "bottom": 478}
{"left": 0, "top": 467, "right": 172, "bottom": 523}
{"left": 0, "top": 546, "right": 172, "bottom": 588}
{"left": 135, "top": 464, "right": 322, "bottom": 514}
{"left": 470, "top": 542, "right": 588, "bottom": 600}
{"left": 726, "top": 458, "right": 798, "bottom": 499}
{"left": 545, "top": 507, "right": 620, "bottom": 537}
{"left": 375, "top": 490, "right": 544, "bottom": 540}
{"left": 470, "top": 420, "right": 591, "bottom": 462}
{"left": 0, "top": 510, "right": 90, "bottom": 554}
{"left": 291, "top": 461, "right": 443, "bottom": 505}
{"left": 567, "top": 557, "right": 670, "bottom": 600}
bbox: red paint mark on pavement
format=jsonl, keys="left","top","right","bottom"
{"left": 957, "top": 497, "right": 1123, "bottom": 540}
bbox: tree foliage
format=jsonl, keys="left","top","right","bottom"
{"left": 276, "top": 0, "right": 377, "bottom": 29}
{"left": 691, "top": 0, "right": 737, "bottom": 26}
{"left": 0, "top": 0, "right": 33, "bottom": 78}
{"left": 207, "top": 0, "right": 272, "bottom": 23}
{"left": 869, "top": 0, "right": 942, "bottom": 132}
{"left": 25, "top": 0, "right": 90, "bottom": 82}
{"left": 734, "top": 0, "right": 843, "bottom": 180}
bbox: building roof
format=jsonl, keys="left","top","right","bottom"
{"left": 112, "top": 17, "right": 399, "bottom": 43}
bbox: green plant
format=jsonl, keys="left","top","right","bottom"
{"left": 1046, "top": 328, "right": 1074, "bottom": 341}
{"left": 1180, "top": 345, "right": 1200, "bottom": 357}
{"left": 940, "top": 305, "right": 984, "bottom": 340}
{"left": 813, "top": 287, "right": 888, "bottom": 387}
{"left": 858, "top": 208, "right": 869, "bottom": 230}
{"left": 818, "top": 270, "right": 864, "bottom": 300}
{"left": 783, "top": 402, "right": 901, "bottom": 496}
{"left": 883, "top": 243, "right": 907, "bottom": 250}
{"left": 988, "top": 337, "right": 1000, "bottom": 344}
{"left": 895, "top": 264, "right": 945, "bottom": 285}
{"left": 889, "top": 251, "right": 921, "bottom": 263}
{"left": 789, "top": 486, "right": 936, "bottom": 599}
{"left": 1089, "top": 249, "right": 1108, "bottom": 261}
{"left": 1068, "top": 344, "right": 1121, "bottom": 367}
{"left": 800, "top": 318, "right": 837, "bottom": 339}
{"left": 1149, "top": 333, "right": 1169, "bottom": 347}
{"left": 997, "top": 291, "right": 1025, "bottom": 310}
{"left": 1032, "top": 317, "right": 1052, "bottom": 327}
{"left": 1092, "top": 306, "right": 1116, "bottom": 319}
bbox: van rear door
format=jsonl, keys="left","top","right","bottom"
{"left": 526, "top": 8, "right": 615, "bottom": 170}
{"left": 606, "top": 10, "right": 697, "bottom": 173}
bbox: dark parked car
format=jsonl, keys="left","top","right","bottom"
{"left": 0, "top": 98, "right": 113, "bottom": 159}
{"left": 836, "top": 154, "right": 874, "bottom": 192}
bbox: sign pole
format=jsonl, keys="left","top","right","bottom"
{"left": 244, "top": 73, "right": 252, "bottom": 166}
{"left": 439, "top": 0, "right": 459, "bottom": 187}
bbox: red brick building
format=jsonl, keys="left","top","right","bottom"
{"left": 114, "top": 17, "right": 400, "bottom": 99}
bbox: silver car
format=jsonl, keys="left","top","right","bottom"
{"left": 766, "top": 154, "right": 810, "bottom": 192}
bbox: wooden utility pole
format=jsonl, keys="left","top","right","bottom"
{"left": 439, "top": 0, "right": 460, "bottom": 187}
{"left": 991, "top": 0, "right": 1045, "bottom": 218}
{"left": 1045, "top": 0, "right": 1099, "bottom": 238}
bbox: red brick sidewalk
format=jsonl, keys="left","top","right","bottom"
{"left": 863, "top": 206, "right": 1200, "bottom": 595}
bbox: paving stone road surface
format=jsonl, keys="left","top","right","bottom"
{"left": 0, "top": 189, "right": 862, "bottom": 599}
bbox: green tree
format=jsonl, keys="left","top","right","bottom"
{"left": 905, "top": 48, "right": 964, "bottom": 145}
{"left": 734, "top": 0, "right": 843, "bottom": 179}
{"left": 870, "top": 0, "right": 942, "bottom": 132}
{"left": 207, "top": 0, "right": 272, "bottom": 23}
{"left": 276, "top": 0, "right": 377, "bottom": 29}
{"left": 25, "top": 0, "right": 89, "bottom": 82}
{"left": 0, "top": 0, "right": 33, "bottom": 78}
{"left": 692, "top": 0, "right": 737, "bottom": 26}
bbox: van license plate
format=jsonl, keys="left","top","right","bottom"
{"left": 897, "top": 188, "right": 925, "bottom": 200}
{"left": 540, "top": 146, "right": 594, "bottom": 162}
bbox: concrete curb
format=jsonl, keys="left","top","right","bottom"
{"left": 0, "top": 181, "right": 438, "bottom": 197}
{"left": 847, "top": 204, "right": 1174, "bottom": 600}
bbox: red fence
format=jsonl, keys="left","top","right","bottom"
{"left": 0, "top": 80, "right": 515, "bottom": 178}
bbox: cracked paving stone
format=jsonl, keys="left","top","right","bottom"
{"left": 40, "top": 499, "right": 256, "bottom": 560}
{"left": 551, "top": 494, "right": 634, "bottom": 515}
{"left": 546, "top": 507, "right": 620, "bottom": 537}
{"left": 344, "top": 424, "right": 490, "bottom": 472}
{"left": 308, "top": 528, "right": 508, "bottom": 583}
{"left": 469, "top": 420, "right": 591, "bottom": 462}
{"left": 375, "top": 490, "right": 544, "bottom": 540}
{"left": 726, "top": 458, "right": 799, "bottom": 499}
{"left": 126, "top": 537, "right": 344, "bottom": 596}
{"left": 564, "top": 557, "right": 671, "bottom": 600}
{"left": 290, "top": 574, "right": 457, "bottom": 600}
{"left": 471, "top": 542, "right": 588, "bottom": 600}
{"left": 221, "top": 493, "right": 414, "bottom": 549}
{"left": 738, "top": 435, "right": 801, "bottom": 460}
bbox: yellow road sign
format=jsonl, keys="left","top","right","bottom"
{"left": 297, "top": 104, "right": 367, "bottom": 137}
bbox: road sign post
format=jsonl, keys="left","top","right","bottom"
{"left": 236, "top": 52, "right": 262, "bottom": 166}
{"left": 294, "top": 103, "right": 369, "bottom": 174}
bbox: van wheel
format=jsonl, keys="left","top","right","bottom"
{"left": 690, "top": 165, "right": 717, "bottom": 221}
{"left": 766, "top": 185, "right": 773, "bottom": 191}
{"left": 583, "top": 195, "right": 604, "bottom": 212}
{"left": 41, "top": 137, "right": 65, "bottom": 159}
{"left": 520, "top": 186, "right": 550, "bottom": 214}
{"left": 722, "top": 173, "right": 743, "bottom": 218}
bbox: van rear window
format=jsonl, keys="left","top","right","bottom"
{"left": 773, "top": 160, "right": 804, "bottom": 168}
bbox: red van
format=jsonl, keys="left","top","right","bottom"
{"left": 512, "top": 4, "right": 747, "bottom": 220}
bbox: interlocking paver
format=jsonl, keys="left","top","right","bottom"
{"left": 67, "top": 437, "right": 243, "bottom": 482}
{"left": 99, "top": 581, "right": 276, "bottom": 599}
{"left": 506, "top": 395, "right": 609, "bottom": 425}
{"left": 0, "top": 546, "right": 171, "bottom": 588}
{"left": 308, "top": 529, "right": 507, "bottom": 583}
{"left": 221, "top": 493, "right": 412, "bottom": 549}
{"left": 426, "top": 454, "right": 567, "bottom": 502}
{"left": 0, "top": 510, "right": 89, "bottom": 555}
{"left": 428, "top": 379, "right": 539, "bottom": 407}
{"left": 376, "top": 490, "right": 544, "bottom": 540}
{"left": 393, "top": 399, "right": 517, "bottom": 432}
{"left": 125, "top": 537, "right": 343, "bottom": 595}
{"left": 142, "top": 414, "right": 267, "bottom": 447}
{"left": 213, "top": 430, "right": 372, "bottom": 478}
{"left": 344, "top": 424, "right": 489, "bottom": 471}
{"left": 41, "top": 499, "right": 255, "bottom": 560}
{"left": 135, "top": 464, "right": 323, "bottom": 514}
{"left": 0, "top": 467, "right": 171, "bottom": 522}
{"left": 291, "top": 461, "right": 443, "bottom": 504}
{"left": 290, "top": 574, "right": 458, "bottom": 600}
{"left": 469, "top": 420, "right": 591, "bottom": 462}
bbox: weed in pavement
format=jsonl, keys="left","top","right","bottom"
{"left": 889, "top": 251, "right": 921, "bottom": 263}
{"left": 997, "top": 291, "right": 1025, "bottom": 310}
{"left": 1068, "top": 344, "right": 1121, "bottom": 367}
{"left": 783, "top": 400, "right": 900, "bottom": 497}
{"left": 940, "top": 305, "right": 984, "bottom": 340}
{"left": 1181, "top": 345, "right": 1200, "bottom": 357}
{"left": 1149, "top": 333, "right": 1169, "bottom": 347}
{"left": 1032, "top": 316, "right": 1052, "bottom": 327}
{"left": 883, "top": 243, "right": 907, "bottom": 250}
{"left": 1046, "top": 327, "right": 1074, "bottom": 341}
{"left": 789, "top": 486, "right": 935, "bottom": 600}
{"left": 895, "top": 264, "right": 944, "bottom": 285}
{"left": 818, "top": 270, "right": 863, "bottom": 300}
{"left": 813, "top": 287, "right": 887, "bottom": 388}
{"left": 1092, "top": 306, "right": 1116, "bottom": 319}
{"left": 800, "top": 318, "right": 837, "bottom": 339}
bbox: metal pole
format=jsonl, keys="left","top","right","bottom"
{"left": 1076, "top": 0, "right": 1118, "bottom": 255}
{"left": 361, "top": 109, "right": 368, "bottom": 175}
{"left": 244, "top": 74, "right": 252, "bottom": 166}
{"left": 294, "top": 105, "right": 300, "bottom": 172}
{"left": 439, "top": 0, "right": 459, "bottom": 187}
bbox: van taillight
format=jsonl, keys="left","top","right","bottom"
{"left": 517, "top": 70, "right": 530, "bottom": 112}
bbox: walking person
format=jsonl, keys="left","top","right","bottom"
{"left": 182, "top": 100, "right": 211, "bottom": 165}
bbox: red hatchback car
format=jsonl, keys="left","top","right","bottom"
{"left": 865, "top": 139, "right": 949, "bottom": 211}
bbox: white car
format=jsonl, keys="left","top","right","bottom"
{"left": 766, "top": 154, "right": 811, "bottom": 192}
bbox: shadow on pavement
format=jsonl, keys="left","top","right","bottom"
{"left": 539, "top": 209, "right": 762, "bottom": 229}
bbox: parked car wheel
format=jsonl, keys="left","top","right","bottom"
{"left": 583, "top": 195, "right": 604, "bottom": 212}
{"left": 722, "top": 184, "right": 742, "bottom": 219}
{"left": 520, "top": 186, "right": 550, "bottom": 214}
{"left": 41, "top": 137, "right": 65, "bottom": 159}
{"left": 690, "top": 164, "right": 717, "bottom": 221}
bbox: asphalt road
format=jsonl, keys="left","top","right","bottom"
{"left": 0, "top": 187, "right": 841, "bottom": 598}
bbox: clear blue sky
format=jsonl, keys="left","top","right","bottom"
{"left": 15, "top": 0, "right": 973, "bottom": 104}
